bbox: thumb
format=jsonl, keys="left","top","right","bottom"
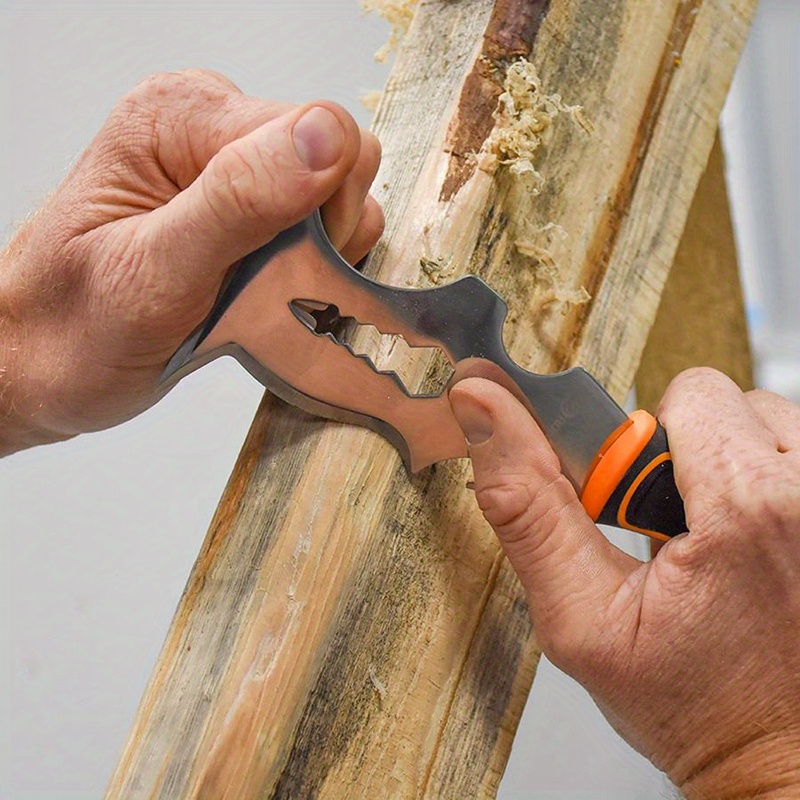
{"left": 449, "top": 378, "right": 634, "bottom": 655}
{"left": 150, "top": 102, "right": 361, "bottom": 283}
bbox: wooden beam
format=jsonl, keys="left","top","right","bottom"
{"left": 106, "top": 1, "right": 756, "bottom": 797}
{"left": 636, "top": 133, "right": 754, "bottom": 413}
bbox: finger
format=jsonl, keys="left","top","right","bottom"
{"left": 746, "top": 389, "right": 800, "bottom": 452}
{"left": 658, "top": 368, "right": 779, "bottom": 524}
{"left": 449, "top": 378, "right": 637, "bottom": 657}
{"left": 321, "top": 131, "right": 382, "bottom": 249}
{"left": 148, "top": 101, "right": 362, "bottom": 285}
{"left": 338, "top": 196, "right": 385, "bottom": 266}
{"left": 107, "top": 69, "right": 294, "bottom": 190}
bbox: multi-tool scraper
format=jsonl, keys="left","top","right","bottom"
{"left": 162, "top": 211, "right": 687, "bottom": 540}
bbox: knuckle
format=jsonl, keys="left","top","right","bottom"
{"left": 123, "top": 69, "right": 227, "bottom": 105}
{"left": 204, "top": 138, "right": 295, "bottom": 226}
{"left": 475, "top": 477, "right": 538, "bottom": 543}
{"left": 123, "top": 71, "right": 187, "bottom": 108}
{"left": 115, "top": 70, "right": 237, "bottom": 138}
{"left": 745, "top": 388, "right": 790, "bottom": 433}
{"left": 733, "top": 466, "right": 800, "bottom": 540}
{"left": 659, "top": 366, "right": 726, "bottom": 419}
{"left": 674, "top": 366, "right": 725, "bottom": 388}
{"left": 173, "top": 67, "right": 242, "bottom": 94}
{"left": 685, "top": 455, "right": 800, "bottom": 543}
{"left": 476, "top": 469, "right": 576, "bottom": 549}
{"left": 111, "top": 73, "right": 194, "bottom": 155}
{"left": 745, "top": 387, "right": 775, "bottom": 405}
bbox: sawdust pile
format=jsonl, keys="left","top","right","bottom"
{"left": 361, "top": 0, "right": 420, "bottom": 62}
{"left": 477, "top": 59, "right": 593, "bottom": 194}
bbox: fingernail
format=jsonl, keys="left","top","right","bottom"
{"left": 450, "top": 391, "right": 494, "bottom": 446}
{"left": 292, "top": 106, "right": 345, "bottom": 171}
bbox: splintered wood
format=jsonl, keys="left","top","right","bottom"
{"left": 107, "top": 1, "right": 757, "bottom": 798}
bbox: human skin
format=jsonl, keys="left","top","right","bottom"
{"left": 0, "top": 69, "right": 383, "bottom": 455}
{"left": 449, "top": 370, "right": 800, "bottom": 798}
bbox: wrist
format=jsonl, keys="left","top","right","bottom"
{"left": 0, "top": 250, "right": 27, "bottom": 455}
{"left": 679, "top": 731, "right": 800, "bottom": 800}
{"left": 0, "top": 244, "right": 68, "bottom": 455}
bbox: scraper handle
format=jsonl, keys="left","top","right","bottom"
{"left": 580, "top": 410, "right": 687, "bottom": 540}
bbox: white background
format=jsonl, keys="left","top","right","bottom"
{"left": 2, "top": 2, "right": 798, "bottom": 798}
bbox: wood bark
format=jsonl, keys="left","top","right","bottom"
{"left": 107, "top": 1, "right": 756, "bottom": 797}
{"left": 636, "top": 133, "right": 754, "bottom": 412}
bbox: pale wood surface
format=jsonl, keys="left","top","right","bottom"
{"left": 107, "top": 1, "right": 756, "bottom": 797}
{"left": 636, "top": 133, "right": 754, "bottom": 412}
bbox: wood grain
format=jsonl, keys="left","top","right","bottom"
{"left": 106, "top": 1, "right": 756, "bottom": 797}
{"left": 636, "top": 133, "right": 754, "bottom": 411}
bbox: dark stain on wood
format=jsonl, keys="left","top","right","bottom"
{"left": 562, "top": 0, "right": 704, "bottom": 368}
{"left": 545, "top": 0, "right": 623, "bottom": 103}
{"left": 427, "top": 563, "right": 535, "bottom": 795}
{"left": 439, "top": 0, "right": 551, "bottom": 202}
{"left": 268, "top": 464, "right": 449, "bottom": 798}
{"left": 178, "top": 394, "right": 273, "bottom": 617}
{"left": 154, "top": 401, "right": 319, "bottom": 798}
{"left": 470, "top": 201, "right": 510, "bottom": 281}
{"left": 136, "top": 399, "right": 274, "bottom": 795}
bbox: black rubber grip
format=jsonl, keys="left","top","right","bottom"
{"left": 596, "top": 422, "right": 688, "bottom": 538}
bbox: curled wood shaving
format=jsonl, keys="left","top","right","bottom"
{"left": 516, "top": 226, "right": 591, "bottom": 307}
{"left": 474, "top": 61, "right": 593, "bottom": 306}
{"left": 546, "top": 283, "right": 591, "bottom": 307}
{"left": 477, "top": 59, "right": 593, "bottom": 193}
{"left": 361, "top": 0, "right": 420, "bottom": 62}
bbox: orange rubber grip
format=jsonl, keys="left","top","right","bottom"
{"left": 581, "top": 410, "right": 657, "bottom": 521}
{"left": 580, "top": 410, "right": 686, "bottom": 539}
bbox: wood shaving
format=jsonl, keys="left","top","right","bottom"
{"left": 419, "top": 255, "right": 455, "bottom": 285}
{"left": 477, "top": 59, "right": 593, "bottom": 194}
{"left": 361, "top": 0, "right": 420, "bottom": 62}
{"left": 535, "top": 222, "right": 568, "bottom": 241}
{"left": 476, "top": 58, "right": 594, "bottom": 310}
{"left": 368, "top": 664, "right": 388, "bottom": 705}
{"left": 547, "top": 284, "right": 591, "bottom": 306}
{"left": 360, "top": 89, "right": 383, "bottom": 112}
{"left": 515, "top": 222, "right": 568, "bottom": 269}
{"left": 515, "top": 240, "right": 558, "bottom": 270}
{"left": 516, "top": 227, "right": 591, "bottom": 308}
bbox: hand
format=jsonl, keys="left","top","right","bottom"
{"left": 0, "top": 69, "right": 383, "bottom": 455}
{"left": 449, "top": 368, "right": 800, "bottom": 798}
